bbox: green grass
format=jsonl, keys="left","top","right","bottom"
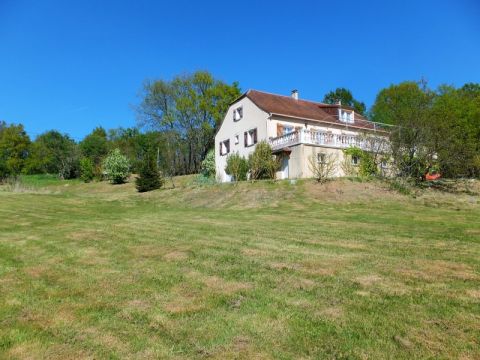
{"left": 0, "top": 176, "right": 479, "bottom": 359}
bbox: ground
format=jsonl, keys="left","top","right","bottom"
{"left": 0, "top": 175, "right": 479, "bottom": 359}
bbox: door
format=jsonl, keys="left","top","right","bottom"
{"left": 281, "top": 156, "right": 289, "bottom": 179}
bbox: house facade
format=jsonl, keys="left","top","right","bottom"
{"left": 215, "top": 89, "right": 389, "bottom": 182}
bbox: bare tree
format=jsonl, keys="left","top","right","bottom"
{"left": 308, "top": 152, "right": 337, "bottom": 183}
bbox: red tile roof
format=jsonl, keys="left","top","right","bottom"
{"left": 243, "top": 90, "right": 383, "bottom": 132}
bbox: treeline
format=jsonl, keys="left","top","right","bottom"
{"left": 0, "top": 124, "right": 167, "bottom": 180}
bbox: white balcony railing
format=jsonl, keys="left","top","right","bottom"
{"left": 269, "top": 129, "right": 388, "bottom": 152}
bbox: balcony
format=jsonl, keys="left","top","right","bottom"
{"left": 269, "top": 129, "right": 387, "bottom": 152}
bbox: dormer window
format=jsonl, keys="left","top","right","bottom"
{"left": 339, "top": 110, "right": 354, "bottom": 124}
{"left": 233, "top": 106, "right": 243, "bottom": 121}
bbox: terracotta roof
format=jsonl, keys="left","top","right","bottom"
{"left": 243, "top": 89, "right": 381, "bottom": 132}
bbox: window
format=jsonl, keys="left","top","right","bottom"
{"left": 233, "top": 106, "right": 243, "bottom": 121}
{"left": 219, "top": 139, "right": 230, "bottom": 156}
{"left": 340, "top": 110, "right": 354, "bottom": 124}
{"left": 351, "top": 155, "right": 360, "bottom": 166}
{"left": 244, "top": 128, "right": 257, "bottom": 147}
{"left": 234, "top": 134, "right": 239, "bottom": 145}
{"left": 317, "top": 153, "right": 326, "bottom": 164}
{"left": 283, "top": 126, "right": 294, "bottom": 135}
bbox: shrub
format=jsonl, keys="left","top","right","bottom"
{"left": 102, "top": 149, "right": 130, "bottom": 184}
{"left": 248, "top": 141, "right": 279, "bottom": 180}
{"left": 225, "top": 152, "right": 249, "bottom": 182}
{"left": 79, "top": 157, "right": 95, "bottom": 183}
{"left": 343, "top": 147, "right": 378, "bottom": 178}
{"left": 136, "top": 156, "right": 164, "bottom": 192}
{"left": 201, "top": 149, "right": 216, "bottom": 178}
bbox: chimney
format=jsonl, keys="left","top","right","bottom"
{"left": 291, "top": 89, "right": 298, "bottom": 100}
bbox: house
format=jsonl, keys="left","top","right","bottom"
{"left": 215, "top": 89, "right": 389, "bottom": 182}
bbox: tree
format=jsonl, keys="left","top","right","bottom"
{"left": 428, "top": 84, "right": 480, "bottom": 177}
{"left": 0, "top": 123, "right": 31, "bottom": 179}
{"left": 308, "top": 152, "right": 337, "bottom": 183}
{"left": 137, "top": 71, "right": 241, "bottom": 175}
{"left": 201, "top": 149, "right": 215, "bottom": 178}
{"left": 370, "top": 81, "right": 434, "bottom": 179}
{"left": 80, "top": 127, "right": 110, "bottom": 175}
{"left": 25, "top": 130, "right": 79, "bottom": 179}
{"left": 225, "top": 152, "right": 249, "bottom": 182}
{"left": 135, "top": 156, "right": 164, "bottom": 192}
{"left": 102, "top": 149, "right": 130, "bottom": 184}
{"left": 80, "top": 157, "right": 95, "bottom": 182}
{"left": 323, "top": 88, "right": 366, "bottom": 115}
{"left": 248, "top": 141, "right": 280, "bottom": 180}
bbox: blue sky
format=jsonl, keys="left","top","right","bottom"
{"left": 1, "top": 0, "right": 479, "bottom": 141}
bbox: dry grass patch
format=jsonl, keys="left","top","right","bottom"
{"left": 398, "top": 260, "right": 478, "bottom": 282}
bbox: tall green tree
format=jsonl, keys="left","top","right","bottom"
{"left": 137, "top": 71, "right": 241, "bottom": 175}
{"left": 429, "top": 84, "right": 480, "bottom": 177}
{"left": 0, "top": 123, "right": 31, "bottom": 179}
{"left": 370, "top": 81, "right": 434, "bottom": 178}
{"left": 323, "top": 88, "right": 366, "bottom": 115}
{"left": 25, "top": 130, "right": 79, "bottom": 178}
{"left": 79, "top": 127, "right": 110, "bottom": 171}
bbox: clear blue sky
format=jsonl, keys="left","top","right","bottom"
{"left": 1, "top": 0, "right": 479, "bottom": 141}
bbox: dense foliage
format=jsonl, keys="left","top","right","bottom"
{"left": 102, "top": 149, "right": 131, "bottom": 184}
{"left": 137, "top": 71, "right": 241, "bottom": 176}
{"left": 248, "top": 141, "right": 280, "bottom": 180}
{"left": 25, "top": 130, "right": 79, "bottom": 179}
{"left": 135, "top": 156, "right": 164, "bottom": 192}
{"left": 200, "top": 149, "right": 215, "bottom": 178}
{"left": 343, "top": 147, "right": 378, "bottom": 177}
{"left": 371, "top": 81, "right": 480, "bottom": 179}
{"left": 79, "top": 157, "right": 95, "bottom": 183}
{"left": 0, "top": 123, "right": 30, "bottom": 179}
{"left": 225, "top": 152, "right": 249, "bottom": 181}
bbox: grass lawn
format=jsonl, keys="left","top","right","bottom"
{"left": 0, "top": 176, "right": 479, "bottom": 359}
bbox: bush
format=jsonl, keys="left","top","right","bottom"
{"left": 201, "top": 149, "right": 215, "bottom": 178}
{"left": 343, "top": 147, "right": 378, "bottom": 178}
{"left": 136, "top": 156, "right": 163, "bottom": 192}
{"left": 308, "top": 152, "right": 337, "bottom": 183}
{"left": 225, "top": 152, "right": 248, "bottom": 182}
{"left": 248, "top": 141, "right": 279, "bottom": 180}
{"left": 79, "top": 157, "right": 95, "bottom": 183}
{"left": 102, "top": 149, "right": 130, "bottom": 184}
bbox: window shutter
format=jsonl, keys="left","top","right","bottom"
{"left": 244, "top": 132, "right": 248, "bottom": 147}
{"left": 219, "top": 142, "right": 222, "bottom": 155}
{"left": 277, "top": 124, "right": 284, "bottom": 136}
{"left": 226, "top": 140, "right": 230, "bottom": 154}
{"left": 253, "top": 128, "right": 257, "bottom": 144}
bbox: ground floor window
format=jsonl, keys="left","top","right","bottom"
{"left": 351, "top": 155, "right": 360, "bottom": 166}
{"left": 317, "top": 152, "right": 326, "bottom": 164}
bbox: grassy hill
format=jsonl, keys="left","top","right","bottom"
{"left": 0, "top": 176, "right": 479, "bottom": 359}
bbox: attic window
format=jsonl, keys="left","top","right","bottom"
{"left": 233, "top": 106, "right": 243, "bottom": 121}
{"left": 340, "top": 110, "right": 354, "bottom": 124}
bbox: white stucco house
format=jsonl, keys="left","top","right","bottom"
{"left": 215, "top": 89, "right": 389, "bottom": 182}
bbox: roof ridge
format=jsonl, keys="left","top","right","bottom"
{"left": 248, "top": 89, "right": 334, "bottom": 107}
